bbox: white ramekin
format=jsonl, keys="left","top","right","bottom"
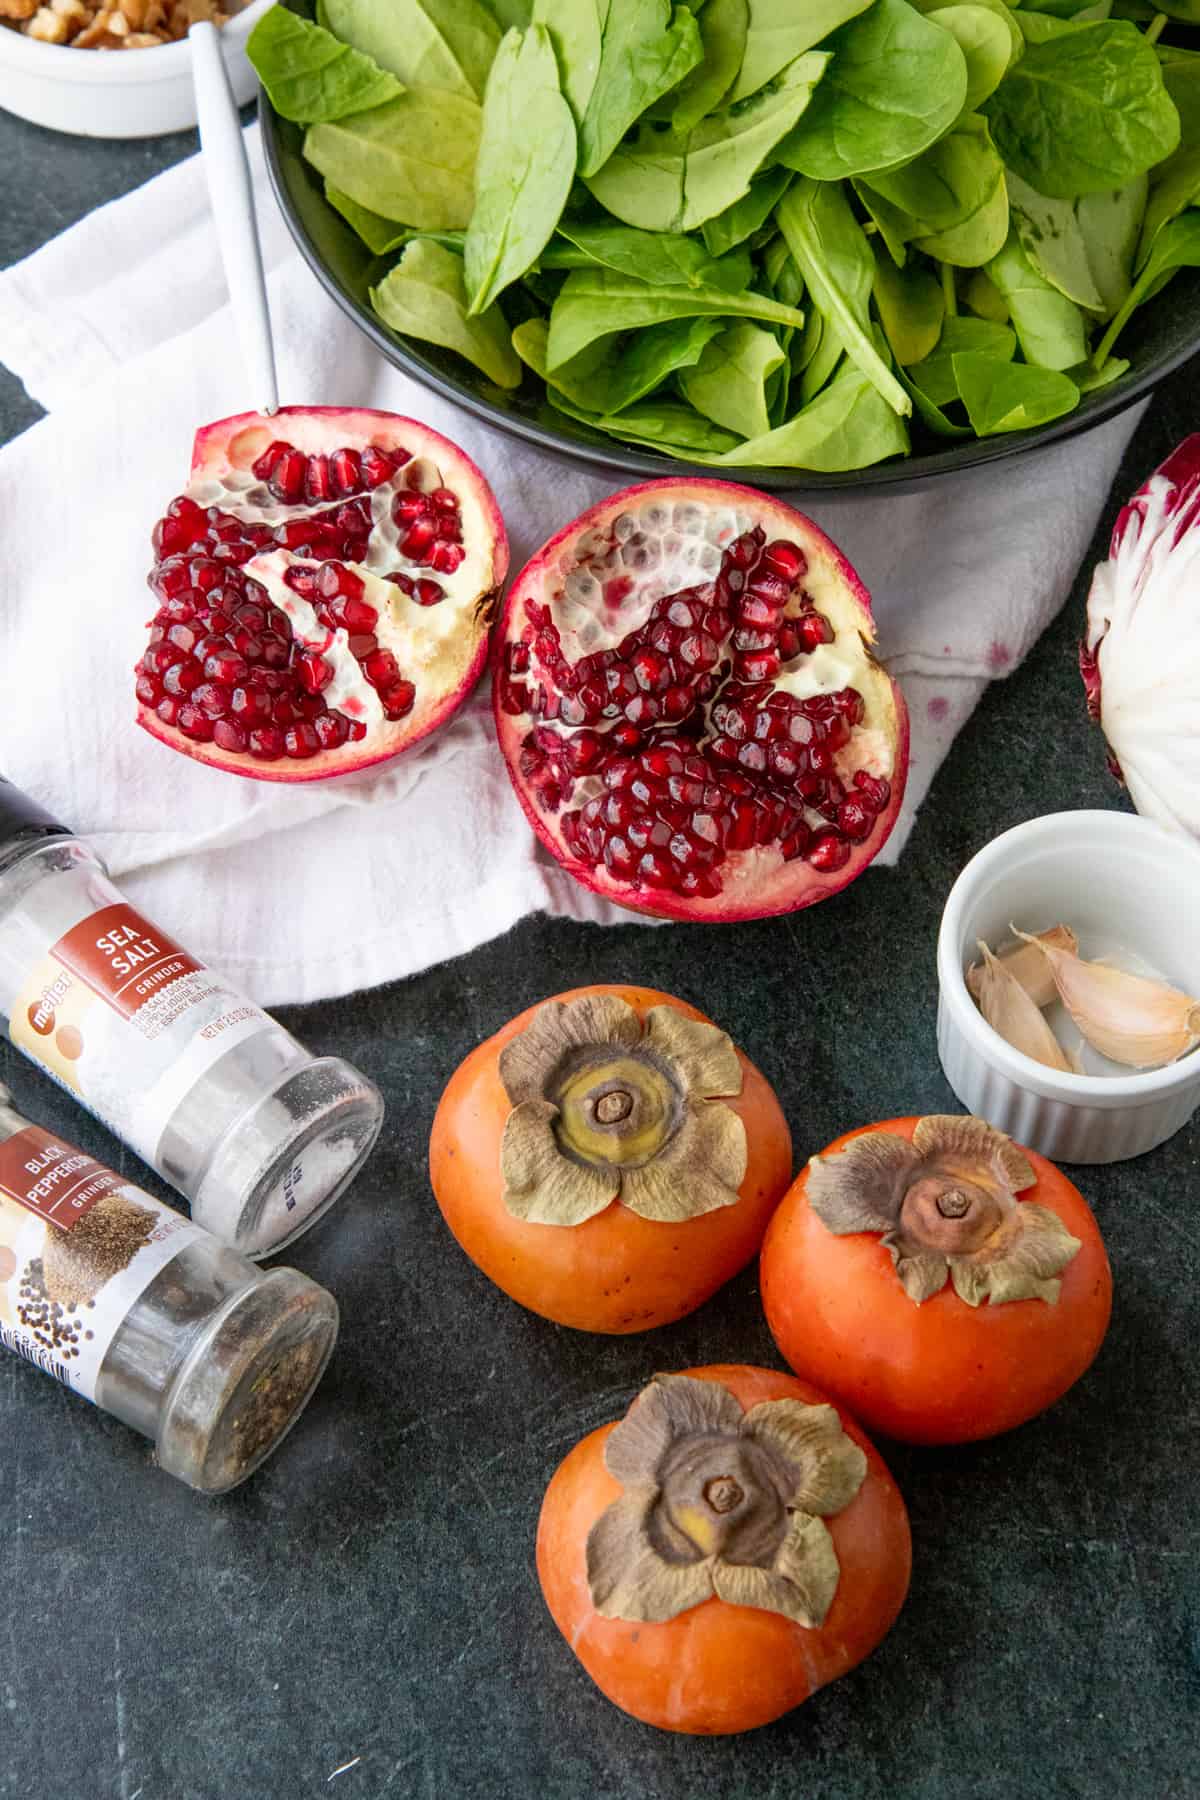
{"left": 0, "top": 0, "right": 269, "bottom": 138}
{"left": 937, "top": 810, "right": 1200, "bottom": 1164}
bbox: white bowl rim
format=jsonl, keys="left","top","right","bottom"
{"left": 0, "top": 0, "right": 269, "bottom": 79}
{"left": 937, "top": 808, "right": 1200, "bottom": 1106}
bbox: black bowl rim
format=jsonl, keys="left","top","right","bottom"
{"left": 260, "top": 100, "right": 1199, "bottom": 496}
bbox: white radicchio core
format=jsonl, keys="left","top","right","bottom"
{"left": 1082, "top": 435, "right": 1200, "bottom": 840}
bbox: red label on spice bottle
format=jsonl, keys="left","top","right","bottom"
{"left": 0, "top": 1127, "right": 120, "bottom": 1228}
{"left": 48, "top": 903, "right": 200, "bottom": 1023}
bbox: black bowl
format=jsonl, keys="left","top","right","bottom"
{"left": 260, "top": 102, "right": 1200, "bottom": 495}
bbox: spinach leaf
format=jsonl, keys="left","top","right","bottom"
{"left": 541, "top": 220, "right": 752, "bottom": 290}
{"left": 320, "top": 0, "right": 500, "bottom": 99}
{"left": 670, "top": 0, "right": 748, "bottom": 134}
{"left": 584, "top": 51, "right": 827, "bottom": 230}
{"left": 776, "top": 0, "right": 968, "bottom": 182}
{"left": 909, "top": 0, "right": 1022, "bottom": 61}
{"left": 710, "top": 364, "right": 911, "bottom": 468}
{"left": 464, "top": 26, "right": 576, "bottom": 314}
{"left": 532, "top": 0, "right": 601, "bottom": 123}
{"left": 550, "top": 390, "right": 744, "bottom": 452}
{"left": 728, "top": 0, "right": 871, "bottom": 102}
{"left": 908, "top": 313, "right": 1016, "bottom": 402}
{"left": 871, "top": 241, "right": 945, "bottom": 363}
{"left": 578, "top": 0, "right": 703, "bottom": 177}
{"left": 798, "top": 313, "right": 845, "bottom": 401}
{"left": 513, "top": 313, "right": 723, "bottom": 409}
{"left": 952, "top": 350, "right": 1080, "bottom": 430}
{"left": 854, "top": 181, "right": 913, "bottom": 265}
{"left": 370, "top": 240, "right": 522, "bottom": 385}
{"left": 777, "top": 177, "right": 911, "bottom": 413}
{"left": 1070, "top": 353, "right": 1129, "bottom": 391}
{"left": 1137, "top": 152, "right": 1200, "bottom": 270}
{"left": 701, "top": 167, "right": 793, "bottom": 254}
{"left": 901, "top": 366, "right": 972, "bottom": 435}
{"left": 926, "top": 5, "right": 1013, "bottom": 111}
{"left": 1095, "top": 208, "right": 1200, "bottom": 362}
{"left": 544, "top": 266, "right": 808, "bottom": 365}
{"left": 962, "top": 267, "right": 1010, "bottom": 320}
{"left": 304, "top": 91, "right": 481, "bottom": 227}
{"left": 985, "top": 233, "right": 1089, "bottom": 366}
{"left": 678, "top": 322, "right": 787, "bottom": 435}
{"left": 481, "top": 0, "right": 533, "bottom": 24}
{"left": 247, "top": 6, "right": 403, "bottom": 122}
{"left": 1005, "top": 167, "right": 1107, "bottom": 308}
{"left": 1076, "top": 177, "right": 1147, "bottom": 315}
{"left": 862, "top": 116, "right": 1005, "bottom": 237}
{"left": 915, "top": 167, "right": 1009, "bottom": 264}
{"left": 983, "top": 23, "right": 1181, "bottom": 199}
{"left": 326, "top": 185, "right": 413, "bottom": 252}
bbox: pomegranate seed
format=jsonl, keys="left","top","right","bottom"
{"left": 348, "top": 633, "right": 378, "bottom": 659}
{"left": 314, "top": 712, "right": 349, "bottom": 749}
{"left": 769, "top": 743, "right": 800, "bottom": 779}
{"left": 414, "top": 579, "right": 444, "bottom": 606}
{"left": 284, "top": 723, "right": 320, "bottom": 758}
{"left": 361, "top": 446, "right": 396, "bottom": 486}
{"left": 285, "top": 565, "right": 319, "bottom": 598}
{"left": 163, "top": 656, "right": 202, "bottom": 695}
{"left": 726, "top": 530, "right": 763, "bottom": 571}
{"left": 779, "top": 623, "right": 802, "bottom": 661}
{"left": 192, "top": 681, "right": 232, "bottom": 716}
{"left": 135, "top": 672, "right": 161, "bottom": 705}
{"left": 661, "top": 686, "right": 694, "bottom": 721}
{"left": 733, "top": 625, "right": 777, "bottom": 654}
{"left": 269, "top": 449, "right": 306, "bottom": 503}
{"left": 363, "top": 648, "right": 399, "bottom": 688}
{"left": 431, "top": 487, "right": 459, "bottom": 512}
{"left": 677, "top": 631, "right": 718, "bottom": 671}
{"left": 249, "top": 727, "right": 285, "bottom": 760}
{"left": 298, "top": 652, "right": 332, "bottom": 694}
{"left": 251, "top": 440, "right": 290, "bottom": 481}
{"left": 167, "top": 623, "right": 198, "bottom": 654}
{"left": 709, "top": 735, "right": 740, "bottom": 763}
{"left": 825, "top": 715, "right": 852, "bottom": 752}
{"left": 612, "top": 724, "right": 642, "bottom": 751}
{"left": 604, "top": 837, "right": 637, "bottom": 876}
{"left": 176, "top": 703, "right": 213, "bottom": 742}
{"left": 272, "top": 698, "right": 300, "bottom": 726}
{"left": 329, "top": 448, "right": 362, "bottom": 494}
{"left": 305, "top": 456, "right": 332, "bottom": 501}
{"left": 838, "top": 798, "right": 872, "bottom": 840}
{"left": 401, "top": 519, "right": 437, "bottom": 559}
{"left": 797, "top": 612, "right": 835, "bottom": 652}
{"left": 854, "top": 771, "right": 891, "bottom": 813}
{"left": 231, "top": 685, "right": 272, "bottom": 722}
{"left": 317, "top": 561, "right": 365, "bottom": 601}
{"left": 212, "top": 719, "right": 247, "bottom": 755}
{"left": 737, "top": 742, "right": 766, "bottom": 772}
{"left": 205, "top": 650, "right": 248, "bottom": 684}
{"left": 334, "top": 597, "right": 379, "bottom": 632}
{"left": 746, "top": 572, "right": 792, "bottom": 608}
{"left": 738, "top": 595, "right": 781, "bottom": 629}
{"left": 430, "top": 541, "right": 465, "bottom": 574}
{"left": 762, "top": 540, "right": 807, "bottom": 581}
{"left": 808, "top": 831, "right": 851, "bottom": 873}
{"left": 155, "top": 696, "right": 180, "bottom": 727}
{"left": 633, "top": 648, "right": 670, "bottom": 692}
{"left": 381, "top": 681, "right": 416, "bottom": 719}
{"left": 736, "top": 649, "right": 782, "bottom": 683}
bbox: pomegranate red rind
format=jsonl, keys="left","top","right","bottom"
{"left": 136, "top": 406, "right": 508, "bottom": 782}
{"left": 493, "top": 479, "right": 908, "bottom": 921}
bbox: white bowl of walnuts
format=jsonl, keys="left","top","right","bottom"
{"left": 0, "top": 0, "right": 272, "bottom": 138}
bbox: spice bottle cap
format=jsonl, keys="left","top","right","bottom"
{"left": 0, "top": 777, "right": 69, "bottom": 851}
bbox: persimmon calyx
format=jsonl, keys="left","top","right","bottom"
{"left": 498, "top": 997, "right": 746, "bottom": 1226}
{"left": 586, "top": 1374, "right": 866, "bottom": 1629}
{"left": 806, "top": 1115, "right": 1082, "bottom": 1307}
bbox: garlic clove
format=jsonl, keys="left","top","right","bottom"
{"left": 1012, "top": 928, "right": 1200, "bottom": 1070}
{"left": 972, "top": 941, "right": 1074, "bottom": 1071}
{"left": 966, "top": 924, "right": 1078, "bottom": 1009}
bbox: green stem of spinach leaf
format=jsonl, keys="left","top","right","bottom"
{"left": 1144, "top": 13, "right": 1167, "bottom": 44}
{"left": 941, "top": 261, "right": 958, "bottom": 319}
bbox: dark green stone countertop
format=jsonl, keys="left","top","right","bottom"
{"left": 0, "top": 107, "right": 1197, "bottom": 1800}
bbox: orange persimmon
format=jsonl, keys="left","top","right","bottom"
{"left": 429, "top": 985, "right": 792, "bottom": 1332}
{"left": 761, "top": 1115, "right": 1113, "bottom": 1445}
{"left": 537, "top": 1363, "right": 912, "bottom": 1734}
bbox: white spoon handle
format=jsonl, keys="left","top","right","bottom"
{"left": 189, "top": 19, "right": 278, "bottom": 417}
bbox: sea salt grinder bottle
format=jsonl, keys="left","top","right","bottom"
{"left": 0, "top": 1083, "right": 338, "bottom": 1493}
{"left": 0, "top": 778, "right": 383, "bottom": 1258}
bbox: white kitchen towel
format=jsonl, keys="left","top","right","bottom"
{"left": 0, "top": 125, "right": 1144, "bottom": 1006}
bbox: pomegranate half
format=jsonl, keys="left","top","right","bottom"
{"left": 135, "top": 407, "right": 508, "bottom": 780}
{"left": 494, "top": 480, "right": 908, "bottom": 919}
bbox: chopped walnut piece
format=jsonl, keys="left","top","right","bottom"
{"left": 0, "top": 0, "right": 38, "bottom": 21}
{"left": 25, "top": 4, "right": 70, "bottom": 38}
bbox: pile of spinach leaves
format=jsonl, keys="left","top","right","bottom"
{"left": 249, "top": 0, "right": 1200, "bottom": 472}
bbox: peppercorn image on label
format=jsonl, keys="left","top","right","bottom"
{"left": 0, "top": 1125, "right": 204, "bottom": 1403}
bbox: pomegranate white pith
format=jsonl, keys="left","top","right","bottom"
{"left": 494, "top": 480, "right": 908, "bottom": 921}
{"left": 136, "top": 407, "right": 508, "bottom": 781}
